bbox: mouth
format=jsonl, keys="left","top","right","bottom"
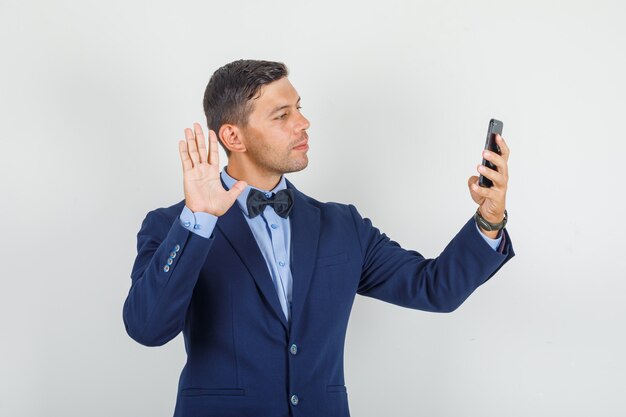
{"left": 293, "top": 140, "right": 309, "bottom": 151}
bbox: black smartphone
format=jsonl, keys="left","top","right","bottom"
{"left": 478, "top": 118, "right": 503, "bottom": 188}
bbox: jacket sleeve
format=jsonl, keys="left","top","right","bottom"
{"left": 349, "top": 204, "right": 515, "bottom": 313}
{"left": 122, "top": 209, "right": 216, "bottom": 346}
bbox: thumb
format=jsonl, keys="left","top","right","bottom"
{"left": 467, "top": 175, "right": 483, "bottom": 204}
{"left": 468, "top": 175, "right": 479, "bottom": 189}
{"left": 229, "top": 180, "right": 248, "bottom": 200}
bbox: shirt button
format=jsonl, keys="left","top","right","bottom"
{"left": 290, "top": 344, "right": 298, "bottom": 355}
{"left": 193, "top": 224, "right": 201, "bottom": 230}
{"left": 290, "top": 394, "right": 299, "bottom": 406}
{"left": 279, "top": 261, "right": 285, "bottom": 267}
{"left": 271, "top": 223, "right": 278, "bottom": 229}
{"left": 183, "top": 221, "right": 191, "bottom": 228}
{"left": 264, "top": 192, "right": 272, "bottom": 198}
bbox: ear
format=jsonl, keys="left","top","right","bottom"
{"left": 219, "top": 124, "right": 246, "bottom": 153}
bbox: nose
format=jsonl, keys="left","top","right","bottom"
{"left": 297, "top": 111, "right": 310, "bottom": 131}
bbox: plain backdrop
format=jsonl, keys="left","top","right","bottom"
{"left": 1, "top": 0, "right": 625, "bottom": 416}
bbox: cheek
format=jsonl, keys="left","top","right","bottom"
{"left": 267, "top": 125, "right": 293, "bottom": 145}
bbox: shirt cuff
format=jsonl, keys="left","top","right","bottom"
{"left": 179, "top": 205, "right": 218, "bottom": 239}
{"left": 475, "top": 222, "right": 503, "bottom": 251}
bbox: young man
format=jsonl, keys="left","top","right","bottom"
{"left": 123, "top": 59, "right": 515, "bottom": 417}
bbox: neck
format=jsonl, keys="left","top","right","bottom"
{"left": 225, "top": 159, "right": 282, "bottom": 191}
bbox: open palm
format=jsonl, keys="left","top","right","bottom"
{"left": 178, "top": 123, "right": 246, "bottom": 216}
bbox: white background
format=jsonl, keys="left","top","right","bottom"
{"left": 1, "top": 0, "right": 625, "bottom": 416}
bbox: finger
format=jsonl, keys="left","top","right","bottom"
{"left": 193, "top": 123, "right": 207, "bottom": 164}
{"left": 185, "top": 128, "right": 200, "bottom": 165}
{"left": 471, "top": 180, "right": 499, "bottom": 200}
{"left": 482, "top": 148, "right": 509, "bottom": 180}
{"left": 179, "top": 140, "right": 193, "bottom": 171}
{"left": 208, "top": 130, "right": 220, "bottom": 166}
{"left": 477, "top": 164, "right": 507, "bottom": 189}
{"left": 495, "top": 134, "right": 510, "bottom": 162}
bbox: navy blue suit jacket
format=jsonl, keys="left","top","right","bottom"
{"left": 123, "top": 178, "right": 515, "bottom": 417}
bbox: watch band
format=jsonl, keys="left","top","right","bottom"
{"left": 474, "top": 209, "right": 508, "bottom": 231}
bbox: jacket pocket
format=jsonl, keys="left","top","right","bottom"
{"left": 326, "top": 384, "right": 347, "bottom": 393}
{"left": 181, "top": 388, "right": 245, "bottom": 397}
{"left": 317, "top": 252, "right": 349, "bottom": 268}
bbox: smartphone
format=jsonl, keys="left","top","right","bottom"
{"left": 478, "top": 119, "right": 503, "bottom": 188}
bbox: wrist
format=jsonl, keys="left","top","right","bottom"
{"left": 481, "top": 212, "right": 505, "bottom": 224}
{"left": 474, "top": 208, "right": 508, "bottom": 232}
{"left": 186, "top": 204, "right": 219, "bottom": 216}
{"left": 477, "top": 226, "right": 500, "bottom": 239}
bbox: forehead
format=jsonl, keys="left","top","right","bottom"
{"left": 253, "top": 77, "right": 299, "bottom": 109}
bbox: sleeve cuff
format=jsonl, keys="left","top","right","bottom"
{"left": 474, "top": 221, "right": 503, "bottom": 252}
{"left": 179, "top": 205, "right": 218, "bottom": 239}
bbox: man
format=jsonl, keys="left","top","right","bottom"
{"left": 123, "top": 59, "right": 515, "bottom": 417}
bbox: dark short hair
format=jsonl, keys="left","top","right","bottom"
{"left": 203, "top": 59, "right": 289, "bottom": 156}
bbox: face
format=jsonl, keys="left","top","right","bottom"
{"left": 239, "top": 77, "right": 311, "bottom": 175}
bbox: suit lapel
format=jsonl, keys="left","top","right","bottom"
{"left": 286, "top": 179, "right": 321, "bottom": 331}
{"left": 216, "top": 202, "right": 290, "bottom": 331}
{"left": 215, "top": 176, "right": 321, "bottom": 334}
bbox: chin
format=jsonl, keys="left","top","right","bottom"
{"left": 282, "top": 158, "right": 308, "bottom": 174}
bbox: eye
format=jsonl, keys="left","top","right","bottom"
{"left": 276, "top": 113, "right": 287, "bottom": 120}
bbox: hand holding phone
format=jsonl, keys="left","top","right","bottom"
{"left": 479, "top": 119, "right": 503, "bottom": 188}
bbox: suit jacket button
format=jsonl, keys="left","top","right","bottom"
{"left": 163, "top": 265, "right": 170, "bottom": 272}
{"left": 290, "top": 394, "right": 299, "bottom": 405}
{"left": 289, "top": 344, "right": 298, "bottom": 355}
{"left": 167, "top": 258, "right": 173, "bottom": 266}
{"left": 174, "top": 244, "right": 181, "bottom": 252}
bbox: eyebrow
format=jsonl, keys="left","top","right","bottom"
{"left": 268, "top": 97, "right": 301, "bottom": 117}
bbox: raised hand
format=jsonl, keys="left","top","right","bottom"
{"left": 178, "top": 123, "right": 247, "bottom": 216}
{"left": 467, "top": 133, "right": 510, "bottom": 227}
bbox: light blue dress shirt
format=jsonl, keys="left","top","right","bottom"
{"left": 179, "top": 166, "right": 503, "bottom": 322}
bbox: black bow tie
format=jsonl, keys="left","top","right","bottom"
{"left": 246, "top": 188, "right": 294, "bottom": 219}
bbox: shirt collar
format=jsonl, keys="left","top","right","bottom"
{"left": 221, "top": 166, "right": 287, "bottom": 217}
